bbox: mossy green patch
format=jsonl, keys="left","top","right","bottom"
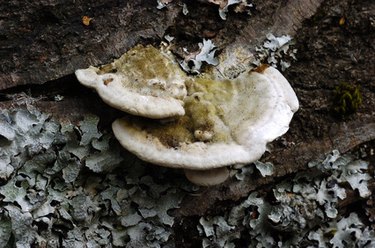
{"left": 332, "top": 82, "right": 362, "bottom": 117}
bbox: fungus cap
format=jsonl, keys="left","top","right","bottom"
{"left": 112, "top": 66, "right": 299, "bottom": 170}
{"left": 75, "top": 45, "right": 188, "bottom": 119}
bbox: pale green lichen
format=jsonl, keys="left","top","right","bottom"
{"left": 0, "top": 108, "right": 188, "bottom": 247}
{"left": 255, "top": 33, "right": 297, "bottom": 71}
{"left": 0, "top": 214, "right": 12, "bottom": 248}
{"left": 179, "top": 39, "right": 219, "bottom": 73}
{"left": 198, "top": 150, "right": 374, "bottom": 247}
{"left": 1, "top": 108, "right": 372, "bottom": 247}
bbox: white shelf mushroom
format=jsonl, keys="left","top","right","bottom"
{"left": 112, "top": 66, "right": 299, "bottom": 186}
{"left": 75, "top": 45, "right": 187, "bottom": 119}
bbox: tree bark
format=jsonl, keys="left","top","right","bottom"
{"left": 1, "top": 0, "right": 374, "bottom": 245}
{"left": 0, "top": 0, "right": 323, "bottom": 90}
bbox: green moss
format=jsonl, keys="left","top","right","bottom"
{"left": 332, "top": 82, "right": 362, "bottom": 117}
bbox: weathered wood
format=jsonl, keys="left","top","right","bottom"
{"left": 0, "top": 0, "right": 180, "bottom": 90}
{"left": 233, "top": 0, "right": 325, "bottom": 48}
{"left": 0, "top": 0, "right": 324, "bottom": 90}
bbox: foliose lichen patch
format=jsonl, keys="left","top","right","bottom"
{"left": 198, "top": 150, "right": 374, "bottom": 247}
{"left": 1, "top": 108, "right": 373, "bottom": 247}
{"left": 0, "top": 108, "right": 190, "bottom": 247}
{"left": 156, "top": 0, "right": 253, "bottom": 20}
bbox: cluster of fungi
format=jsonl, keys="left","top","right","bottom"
{"left": 75, "top": 45, "right": 299, "bottom": 186}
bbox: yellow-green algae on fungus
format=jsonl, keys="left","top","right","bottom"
{"left": 75, "top": 45, "right": 187, "bottom": 118}
{"left": 145, "top": 77, "right": 236, "bottom": 148}
{"left": 110, "top": 45, "right": 187, "bottom": 99}
{"left": 112, "top": 66, "right": 299, "bottom": 170}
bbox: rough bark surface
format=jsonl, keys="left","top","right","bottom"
{"left": 0, "top": 0, "right": 180, "bottom": 89}
{"left": 0, "top": 0, "right": 324, "bottom": 90}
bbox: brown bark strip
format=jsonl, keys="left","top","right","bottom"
{"left": 233, "top": 0, "right": 325, "bottom": 49}
{"left": 0, "top": 0, "right": 180, "bottom": 90}
{"left": 0, "top": 0, "right": 325, "bottom": 91}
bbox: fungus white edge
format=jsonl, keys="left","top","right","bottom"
{"left": 112, "top": 66, "right": 299, "bottom": 170}
{"left": 75, "top": 67, "right": 185, "bottom": 119}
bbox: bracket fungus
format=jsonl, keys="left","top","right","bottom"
{"left": 75, "top": 45, "right": 187, "bottom": 119}
{"left": 76, "top": 45, "right": 299, "bottom": 186}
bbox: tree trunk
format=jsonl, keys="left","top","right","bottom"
{"left": 0, "top": 0, "right": 374, "bottom": 247}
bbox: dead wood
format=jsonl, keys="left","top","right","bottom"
{"left": 0, "top": 0, "right": 374, "bottom": 236}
